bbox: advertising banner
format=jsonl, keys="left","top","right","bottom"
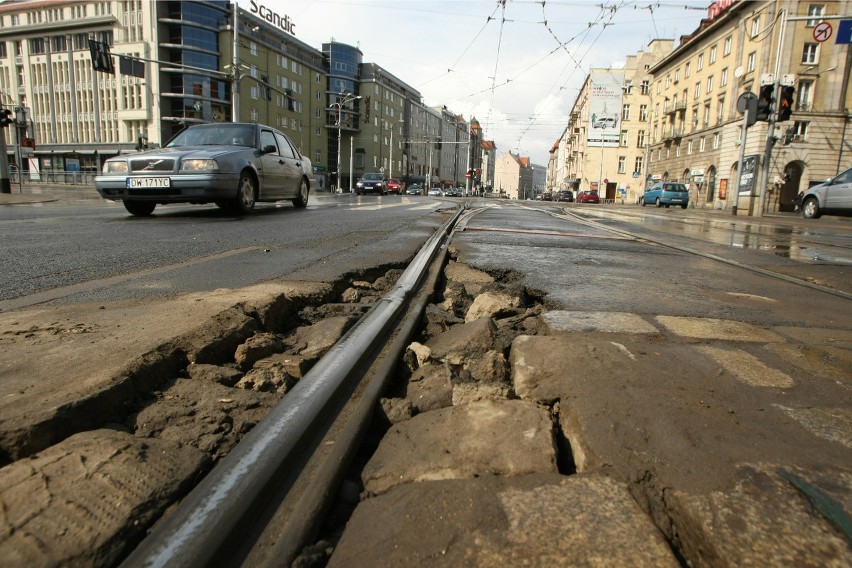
{"left": 587, "top": 71, "right": 624, "bottom": 147}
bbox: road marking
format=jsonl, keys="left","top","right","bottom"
{"left": 696, "top": 346, "right": 795, "bottom": 388}
{"left": 774, "top": 405, "right": 852, "bottom": 449}
{"left": 656, "top": 316, "right": 784, "bottom": 342}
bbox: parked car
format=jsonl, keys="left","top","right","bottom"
{"left": 801, "top": 167, "right": 852, "bottom": 219}
{"left": 576, "top": 190, "right": 600, "bottom": 204}
{"left": 387, "top": 178, "right": 401, "bottom": 194}
{"left": 541, "top": 192, "right": 553, "bottom": 201}
{"left": 427, "top": 186, "right": 443, "bottom": 197}
{"left": 640, "top": 182, "right": 689, "bottom": 208}
{"left": 355, "top": 172, "right": 387, "bottom": 195}
{"left": 406, "top": 183, "right": 423, "bottom": 195}
{"left": 555, "top": 190, "right": 574, "bottom": 202}
{"left": 95, "top": 122, "right": 312, "bottom": 216}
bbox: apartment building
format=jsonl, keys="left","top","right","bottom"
{"left": 494, "top": 151, "right": 533, "bottom": 199}
{"left": 550, "top": 40, "right": 673, "bottom": 203}
{"left": 647, "top": 0, "right": 851, "bottom": 213}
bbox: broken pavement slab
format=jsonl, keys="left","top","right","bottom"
{"left": 362, "top": 399, "right": 557, "bottom": 496}
{"left": 330, "top": 473, "right": 680, "bottom": 567}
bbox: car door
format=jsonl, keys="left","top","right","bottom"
{"left": 258, "top": 129, "right": 289, "bottom": 199}
{"left": 273, "top": 131, "right": 303, "bottom": 198}
{"left": 824, "top": 168, "right": 852, "bottom": 211}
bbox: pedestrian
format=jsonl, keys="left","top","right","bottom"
{"left": 794, "top": 191, "right": 804, "bottom": 213}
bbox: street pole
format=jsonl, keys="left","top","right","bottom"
{"left": 231, "top": 3, "right": 240, "bottom": 121}
{"left": 465, "top": 124, "right": 471, "bottom": 196}
{"left": 733, "top": 107, "right": 750, "bottom": 216}
{"left": 389, "top": 123, "right": 393, "bottom": 180}
{"left": 755, "top": 8, "right": 787, "bottom": 218}
{"left": 336, "top": 110, "right": 342, "bottom": 193}
{"left": 349, "top": 134, "right": 354, "bottom": 193}
{"left": 0, "top": 128, "right": 10, "bottom": 194}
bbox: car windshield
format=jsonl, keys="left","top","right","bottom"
{"left": 389, "top": 178, "right": 400, "bottom": 184}
{"left": 362, "top": 173, "right": 383, "bottom": 181}
{"left": 166, "top": 125, "right": 256, "bottom": 148}
{"left": 663, "top": 184, "right": 687, "bottom": 192}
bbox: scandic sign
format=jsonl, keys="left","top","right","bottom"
{"left": 249, "top": 1, "right": 296, "bottom": 36}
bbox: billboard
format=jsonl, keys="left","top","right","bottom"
{"left": 588, "top": 71, "right": 623, "bottom": 148}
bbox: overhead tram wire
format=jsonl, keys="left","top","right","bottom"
{"left": 418, "top": 3, "right": 502, "bottom": 90}
{"left": 484, "top": 0, "right": 509, "bottom": 136}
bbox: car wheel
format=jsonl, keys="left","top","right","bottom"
{"left": 123, "top": 200, "right": 156, "bottom": 216}
{"left": 681, "top": 203, "right": 688, "bottom": 209}
{"left": 641, "top": 198, "right": 646, "bottom": 207}
{"left": 292, "top": 177, "right": 309, "bottom": 208}
{"left": 655, "top": 197, "right": 662, "bottom": 208}
{"left": 232, "top": 171, "right": 257, "bottom": 213}
{"left": 802, "top": 196, "right": 821, "bottom": 219}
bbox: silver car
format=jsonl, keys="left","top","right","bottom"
{"left": 801, "top": 167, "right": 852, "bottom": 219}
{"left": 95, "top": 123, "right": 313, "bottom": 216}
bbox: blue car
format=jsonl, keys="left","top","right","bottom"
{"left": 641, "top": 182, "right": 689, "bottom": 209}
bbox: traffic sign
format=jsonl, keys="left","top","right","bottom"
{"left": 813, "top": 21, "right": 832, "bottom": 42}
{"left": 837, "top": 20, "right": 852, "bottom": 44}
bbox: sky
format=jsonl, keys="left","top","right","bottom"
{"left": 239, "top": 0, "right": 712, "bottom": 166}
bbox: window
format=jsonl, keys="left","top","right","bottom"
{"left": 250, "top": 41, "right": 257, "bottom": 56}
{"left": 639, "top": 104, "right": 648, "bottom": 121}
{"left": 802, "top": 43, "right": 819, "bottom": 64}
{"left": 666, "top": 75, "right": 671, "bottom": 88}
{"left": 687, "top": 140, "right": 693, "bottom": 155}
{"left": 622, "top": 104, "right": 630, "bottom": 120}
{"left": 675, "top": 143, "right": 681, "bottom": 157}
{"left": 806, "top": 4, "right": 824, "bottom": 27}
{"left": 712, "top": 132, "right": 720, "bottom": 149}
{"left": 724, "top": 36, "right": 732, "bottom": 56}
{"left": 697, "top": 53, "right": 704, "bottom": 71}
{"left": 623, "top": 82, "right": 633, "bottom": 94}
{"left": 674, "top": 69, "right": 680, "bottom": 84}
{"left": 685, "top": 62, "right": 691, "bottom": 78}
{"left": 634, "top": 156, "right": 643, "bottom": 174}
{"left": 694, "top": 82, "right": 701, "bottom": 100}
{"left": 618, "top": 156, "right": 626, "bottom": 173}
{"left": 703, "top": 103, "right": 711, "bottom": 127}
{"left": 793, "top": 120, "right": 809, "bottom": 139}
{"left": 717, "top": 96, "right": 725, "bottom": 123}
{"left": 637, "top": 130, "right": 645, "bottom": 147}
{"left": 710, "top": 45, "right": 717, "bottom": 64}
{"left": 641, "top": 79, "right": 650, "bottom": 95}
{"left": 747, "top": 52, "right": 756, "bottom": 72}
{"left": 751, "top": 16, "right": 761, "bottom": 38}
{"left": 706, "top": 75, "right": 714, "bottom": 94}
{"left": 691, "top": 106, "right": 699, "bottom": 130}
{"left": 620, "top": 130, "right": 629, "bottom": 146}
{"left": 721, "top": 68, "right": 728, "bottom": 87}
{"left": 797, "top": 79, "right": 813, "bottom": 111}
{"left": 699, "top": 136, "right": 706, "bottom": 152}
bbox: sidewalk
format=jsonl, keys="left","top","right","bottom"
{"left": 0, "top": 182, "right": 100, "bottom": 205}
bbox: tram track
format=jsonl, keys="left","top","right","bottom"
{"left": 118, "top": 206, "right": 470, "bottom": 567}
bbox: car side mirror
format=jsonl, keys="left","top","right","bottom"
{"left": 262, "top": 144, "right": 277, "bottom": 155}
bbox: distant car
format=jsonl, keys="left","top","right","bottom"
{"left": 541, "top": 192, "right": 553, "bottom": 201}
{"left": 406, "top": 184, "right": 423, "bottom": 195}
{"left": 387, "top": 178, "right": 401, "bottom": 194}
{"left": 355, "top": 172, "right": 387, "bottom": 195}
{"left": 535, "top": 194, "right": 543, "bottom": 201}
{"left": 576, "top": 190, "right": 600, "bottom": 204}
{"left": 427, "top": 187, "right": 443, "bottom": 197}
{"left": 444, "top": 187, "right": 463, "bottom": 197}
{"left": 95, "top": 122, "right": 312, "bottom": 216}
{"left": 641, "top": 182, "right": 689, "bottom": 208}
{"left": 801, "top": 167, "right": 852, "bottom": 219}
{"left": 555, "top": 190, "right": 574, "bottom": 202}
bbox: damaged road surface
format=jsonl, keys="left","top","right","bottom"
{"left": 1, "top": 197, "right": 851, "bottom": 567}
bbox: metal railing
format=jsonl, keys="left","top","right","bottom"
{"left": 7, "top": 169, "right": 98, "bottom": 185}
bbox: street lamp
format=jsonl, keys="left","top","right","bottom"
{"left": 330, "top": 92, "right": 361, "bottom": 193}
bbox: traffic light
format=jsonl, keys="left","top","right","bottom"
{"left": 0, "top": 109, "right": 12, "bottom": 127}
{"left": 756, "top": 84, "right": 774, "bottom": 122}
{"left": 777, "top": 86, "right": 794, "bottom": 122}
{"left": 88, "top": 39, "right": 115, "bottom": 74}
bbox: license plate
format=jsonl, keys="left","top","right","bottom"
{"left": 127, "top": 177, "right": 170, "bottom": 189}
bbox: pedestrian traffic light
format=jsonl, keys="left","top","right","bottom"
{"left": 777, "top": 86, "right": 794, "bottom": 122}
{"left": 756, "top": 84, "right": 774, "bottom": 121}
{"left": 0, "top": 109, "right": 12, "bottom": 127}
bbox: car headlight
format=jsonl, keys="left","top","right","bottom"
{"left": 104, "top": 161, "right": 128, "bottom": 173}
{"left": 181, "top": 159, "right": 219, "bottom": 172}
